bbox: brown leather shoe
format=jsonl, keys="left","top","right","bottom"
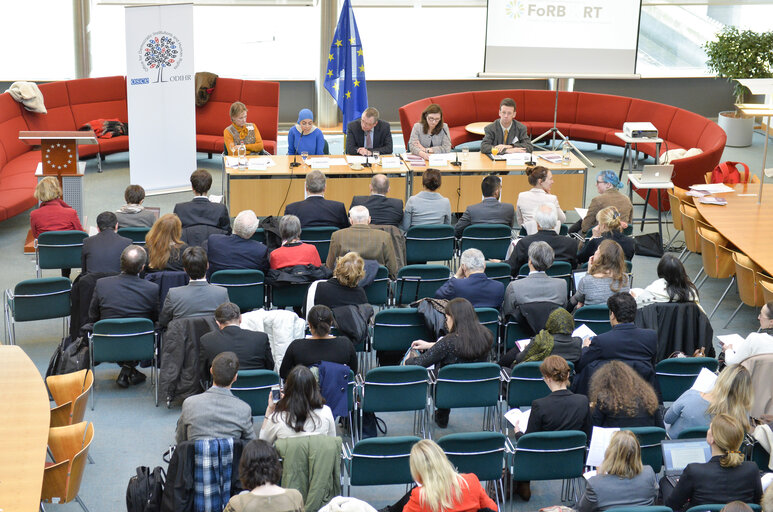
{"left": 515, "top": 480, "right": 531, "bottom": 501}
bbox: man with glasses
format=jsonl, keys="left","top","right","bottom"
{"left": 345, "top": 106, "right": 393, "bottom": 156}
{"left": 481, "top": 97, "right": 533, "bottom": 155}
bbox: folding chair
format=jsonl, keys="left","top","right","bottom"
{"left": 270, "top": 282, "right": 311, "bottom": 309}
{"left": 485, "top": 261, "right": 512, "bottom": 288}
{"left": 460, "top": 224, "right": 513, "bottom": 260}
{"left": 41, "top": 421, "right": 94, "bottom": 512}
{"left": 342, "top": 436, "right": 421, "bottom": 496}
{"left": 117, "top": 227, "right": 150, "bottom": 245}
{"left": 357, "top": 366, "right": 431, "bottom": 439}
{"left": 405, "top": 224, "right": 455, "bottom": 264}
{"left": 393, "top": 264, "right": 451, "bottom": 305}
{"left": 47, "top": 369, "right": 94, "bottom": 428}
{"left": 372, "top": 308, "right": 432, "bottom": 355}
{"left": 210, "top": 269, "right": 265, "bottom": 312}
{"left": 433, "top": 363, "right": 502, "bottom": 431}
{"left": 301, "top": 226, "right": 339, "bottom": 262}
{"left": 35, "top": 230, "right": 89, "bottom": 278}
{"left": 4, "top": 277, "right": 71, "bottom": 345}
{"left": 231, "top": 369, "right": 280, "bottom": 417}
{"left": 655, "top": 358, "right": 718, "bottom": 403}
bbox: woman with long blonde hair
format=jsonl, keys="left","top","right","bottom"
{"left": 577, "top": 206, "right": 635, "bottom": 264}
{"left": 572, "top": 239, "right": 629, "bottom": 309}
{"left": 145, "top": 214, "right": 188, "bottom": 272}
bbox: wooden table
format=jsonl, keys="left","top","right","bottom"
{"left": 695, "top": 183, "right": 773, "bottom": 275}
{"left": 465, "top": 122, "right": 489, "bottom": 136}
{"left": 0, "top": 345, "right": 50, "bottom": 512}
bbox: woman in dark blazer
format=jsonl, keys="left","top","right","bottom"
{"left": 313, "top": 251, "right": 367, "bottom": 310}
{"left": 578, "top": 206, "right": 635, "bottom": 264}
{"left": 589, "top": 360, "right": 664, "bottom": 428}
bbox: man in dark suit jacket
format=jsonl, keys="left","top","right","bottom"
{"left": 199, "top": 302, "right": 274, "bottom": 379}
{"left": 508, "top": 203, "right": 579, "bottom": 274}
{"left": 81, "top": 211, "right": 131, "bottom": 274}
{"left": 284, "top": 170, "right": 349, "bottom": 229}
{"left": 480, "top": 98, "right": 533, "bottom": 155}
{"left": 454, "top": 175, "right": 515, "bottom": 237}
{"left": 88, "top": 245, "right": 159, "bottom": 388}
{"left": 434, "top": 248, "right": 505, "bottom": 309}
{"left": 572, "top": 293, "right": 659, "bottom": 396}
{"left": 349, "top": 174, "right": 403, "bottom": 227}
{"left": 205, "top": 210, "right": 269, "bottom": 279}
{"left": 345, "top": 107, "right": 393, "bottom": 156}
{"left": 173, "top": 169, "right": 231, "bottom": 233}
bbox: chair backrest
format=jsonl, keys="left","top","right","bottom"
{"left": 474, "top": 307, "right": 500, "bottom": 344}
{"left": 503, "top": 320, "right": 531, "bottom": 352}
{"left": 405, "top": 224, "right": 455, "bottom": 264}
{"left": 518, "top": 260, "right": 573, "bottom": 297}
{"left": 394, "top": 264, "right": 451, "bottom": 305}
{"left": 667, "top": 188, "right": 686, "bottom": 232}
{"left": 117, "top": 226, "right": 150, "bottom": 244}
{"left": 10, "top": 277, "right": 71, "bottom": 322}
{"left": 759, "top": 271, "right": 773, "bottom": 304}
{"left": 740, "top": 353, "right": 773, "bottom": 418}
{"left": 372, "top": 308, "right": 431, "bottom": 352}
{"left": 434, "top": 363, "right": 501, "bottom": 410}
{"left": 679, "top": 204, "right": 704, "bottom": 254}
{"left": 363, "top": 265, "right": 390, "bottom": 306}
{"left": 655, "top": 358, "right": 718, "bottom": 402}
{"left": 349, "top": 436, "right": 421, "bottom": 486}
{"left": 436, "top": 431, "right": 507, "bottom": 482}
{"left": 686, "top": 505, "right": 761, "bottom": 512}
{"left": 231, "top": 369, "right": 280, "bottom": 416}
{"left": 507, "top": 361, "right": 550, "bottom": 407}
{"left": 733, "top": 252, "right": 765, "bottom": 307}
{"left": 484, "top": 261, "right": 512, "bottom": 288}
{"left": 622, "top": 426, "right": 667, "bottom": 472}
{"left": 677, "top": 425, "right": 709, "bottom": 439}
{"left": 460, "top": 224, "right": 513, "bottom": 260}
{"left": 90, "top": 318, "right": 156, "bottom": 363}
{"left": 361, "top": 366, "right": 429, "bottom": 413}
{"left": 42, "top": 421, "right": 93, "bottom": 504}
{"left": 697, "top": 226, "right": 735, "bottom": 279}
{"left": 271, "top": 281, "right": 312, "bottom": 309}
{"left": 36, "top": 230, "right": 89, "bottom": 270}
{"left": 511, "top": 430, "right": 587, "bottom": 481}
{"left": 573, "top": 304, "right": 612, "bottom": 334}
{"left": 210, "top": 269, "right": 265, "bottom": 312}
{"left": 300, "top": 226, "right": 339, "bottom": 262}
{"left": 251, "top": 228, "right": 266, "bottom": 244}
{"left": 47, "top": 369, "right": 93, "bottom": 427}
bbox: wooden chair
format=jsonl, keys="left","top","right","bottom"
{"left": 725, "top": 252, "right": 766, "bottom": 328}
{"left": 679, "top": 203, "right": 709, "bottom": 280}
{"left": 697, "top": 226, "right": 738, "bottom": 320}
{"left": 756, "top": 271, "right": 773, "bottom": 305}
{"left": 666, "top": 186, "right": 691, "bottom": 254}
{"left": 47, "top": 370, "right": 93, "bottom": 427}
{"left": 41, "top": 421, "right": 94, "bottom": 512}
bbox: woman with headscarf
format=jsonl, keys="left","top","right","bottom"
{"left": 287, "top": 108, "right": 326, "bottom": 156}
{"left": 571, "top": 170, "right": 633, "bottom": 234}
{"left": 499, "top": 307, "right": 583, "bottom": 368}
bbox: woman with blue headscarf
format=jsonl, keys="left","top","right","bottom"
{"left": 287, "top": 108, "right": 326, "bottom": 155}
{"left": 576, "top": 170, "right": 633, "bottom": 234}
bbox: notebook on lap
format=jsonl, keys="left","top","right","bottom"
{"left": 661, "top": 438, "right": 712, "bottom": 486}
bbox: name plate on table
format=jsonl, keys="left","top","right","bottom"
{"left": 381, "top": 157, "right": 401, "bottom": 169}
{"left": 309, "top": 158, "right": 330, "bottom": 169}
{"left": 428, "top": 154, "right": 448, "bottom": 166}
{"left": 505, "top": 153, "right": 532, "bottom": 166}
{"left": 247, "top": 160, "right": 267, "bottom": 171}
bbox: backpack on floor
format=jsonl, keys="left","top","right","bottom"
{"left": 127, "top": 466, "right": 165, "bottom": 512}
{"left": 45, "top": 336, "right": 90, "bottom": 379}
{"left": 711, "top": 161, "right": 750, "bottom": 185}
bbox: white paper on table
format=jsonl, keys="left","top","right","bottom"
{"left": 583, "top": 470, "right": 597, "bottom": 481}
{"left": 428, "top": 154, "right": 448, "bottom": 166}
{"left": 381, "top": 157, "right": 401, "bottom": 169}
{"left": 538, "top": 153, "right": 563, "bottom": 164}
{"left": 573, "top": 324, "right": 596, "bottom": 339}
{"left": 686, "top": 189, "right": 709, "bottom": 197}
{"left": 346, "top": 155, "right": 367, "bottom": 164}
{"left": 586, "top": 426, "right": 620, "bottom": 467}
{"left": 516, "top": 338, "right": 532, "bottom": 351}
{"left": 717, "top": 333, "right": 745, "bottom": 348}
{"left": 246, "top": 160, "right": 267, "bottom": 171}
{"left": 309, "top": 158, "right": 330, "bottom": 169}
{"left": 505, "top": 153, "right": 532, "bottom": 165}
{"left": 698, "top": 196, "right": 728, "bottom": 205}
{"left": 224, "top": 156, "right": 239, "bottom": 167}
{"left": 250, "top": 157, "right": 275, "bottom": 167}
{"left": 327, "top": 158, "right": 348, "bottom": 166}
{"left": 690, "top": 368, "right": 718, "bottom": 393}
{"left": 504, "top": 407, "right": 531, "bottom": 432}
{"left": 208, "top": 195, "right": 223, "bottom": 203}
{"left": 690, "top": 183, "right": 735, "bottom": 194}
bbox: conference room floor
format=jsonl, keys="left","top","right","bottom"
{"left": 0, "top": 130, "right": 769, "bottom": 511}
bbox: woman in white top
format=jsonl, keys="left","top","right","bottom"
{"left": 630, "top": 253, "right": 702, "bottom": 310}
{"left": 259, "top": 365, "right": 336, "bottom": 445}
{"left": 408, "top": 103, "right": 452, "bottom": 159}
{"left": 516, "top": 166, "right": 566, "bottom": 235}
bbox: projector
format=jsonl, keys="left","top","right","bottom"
{"left": 623, "top": 122, "right": 658, "bottom": 139}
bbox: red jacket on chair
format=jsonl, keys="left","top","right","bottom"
{"left": 30, "top": 199, "right": 83, "bottom": 238}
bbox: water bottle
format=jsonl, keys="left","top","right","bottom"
{"left": 562, "top": 144, "right": 570, "bottom": 165}
{"left": 237, "top": 143, "right": 247, "bottom": 169}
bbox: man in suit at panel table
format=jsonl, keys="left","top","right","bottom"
{"left": 204, "top": 209, "right": 269, "bottom": 280}
{"left": 480, "top": 97, "right": 533, "bottom": 155}
{"left": 284, "top": 170, "right": 349, "bottom": 229}
{"left": 434, "top": 248, "right": 505, "bottom": 309}
{"left": 326, "top": 205, "right": 398, "bottom": 279}
{"left": 345, "top": 107, "right": 393, "bottom": 156}
{"left": 350, "top": 174, "right": 403, "bottom": 227}
{"left": 81, "top": 211, "right": 131, "bottom": 274}
{"left": 175, "top": 351, "right": 256, "bottom": 443}
{"left": 173, "top": 169, "right": 231, "bottom": 233}
{"left": 507, "top": 203, "right": 579, "bottom": 275}
{"left": 503, "top": 241, "right": 567, "bottom": 320}
{"left": 454, "top": 175, "right": 515, "bottom": 238}
{"left": 159, "top": 246, "right": 229, "bottom": 329}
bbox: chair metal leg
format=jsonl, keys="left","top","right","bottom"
{"left": 74, "top": 494, "right": 90, "bottom": 512}
{"left": 709, "top": 277, "right": 735, "bottom": 320}
{"left": 723, "top": 302, "right": 745, "bottom": 329}
{"left": 696, "top": 274, "right": 709, "bottom": 290}
{"left": 664, "top": 231, "right": 680, "bottom": 252}
{"left": 693, "top": 267, "right": 704, "bottom": 283}
{"left": 680, "top": 250, "right": 690, "bottom": 263}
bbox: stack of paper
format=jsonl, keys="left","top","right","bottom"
{"left": 572, "top": 324, "right": 596, "bottom": 340}
{"left": 402, "top": 153, "right": 426, "bottom": 166}
{"left": 538, "top": 153, "right": 563, "bottom": 164}
{"left": 698, "top": 196, "right": 728, "bottom": 205}
{"left": 690, "top": 183, "right": 735, "bottom": 194}
{"left": 504, "top": 408, "right": 532, "bottom": 432}
{"left": 586, "top": 426, "right": 620, "bottom": 467}
{"left": 690, "top": 368, "right": 718, "bottom": 393}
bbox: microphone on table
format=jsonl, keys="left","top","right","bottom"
{"left": 289, "top": 130, "right": 302, "bottom": 168}
{"left": 446, "top": 125, "right": 461, "bottom": 167}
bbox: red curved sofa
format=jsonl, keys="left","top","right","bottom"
{"left": 399, "top": 89, "right": 726, "bottom": 209}
{"left": 0, "top": 75, "right": 278, "bottom": 222}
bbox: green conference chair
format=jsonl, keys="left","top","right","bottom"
{"left": 363, "top": 265, "right": 390, "bottom": 307}
{"left": 117, "top": 227, "right": 150, "bottom": 245}
{"left": 485, "top": 261, "right": 512, "bottom": 288}
{"left": 474, "top": 307, "right": 500, "bottom": 347}
{"left": 300, "top": 226, "right": 339, "bottom": 263}
{"left": 210, "top": 269, "right": 265, "bottom": 312}
{"left": 270, "top": 282, "right": 311, "bottom": 309}
{"left": 405, "top": 224, "right": 455, "bottom": 264}
{"left": 250, "top": 228, "right": 266, "bottom": 245}
{"left": 393, "top": 264, "right": 451, "bottom": 305}
{"left": 573, "top": 304, "right": 613, "bottom": 334}
{"left": 622, "top": 426, "right": 667, "bottom": 473}
{"left": 460, "top": 224, "right": 513, "bottom": 261}
{"left": 4, "top": 277, "right": 71, "bottom": 345}
{"left": 607, "top": 507, "right": 674, "bottom": 512}
{"left": 677, "top": 426, "right": 709, "bottom": 440}
{"left": 433, "top": 363, "right": 502, "bottom": 431}
{"left": 655, "top": 357, "right": 718, "bottom": 403}
{"left": 231, "top": 369, "right": 280, "bottom": 417}
{"left": 357, "top": 366, "right": 431, "bottom": 439}
{"left": 502, "top": 319, "right": 531, "bottom": 358}
{"left": 371, "top": 308, "right": 432, "bottom": 355}
{"left": 686, "top": 505, "right": 761, "bottom": 512}
{"left": 345, "top": 369, "right": 356, "bottom": 444}
{"left": 437, "top": 432, "right": 507, "bottom": 510}
{"left": 518, "top": 260, "right": 574, "bottom": 298}
{"left": 504, "top": 361, "right": 552, "bottom": 414}
{"left": 35, "top": 230, "right": 89, "bottom": 278}
{"left": 342, "top": 436, "right": 421, "bottom": 496}
{"left": 89, "top": 318, "right": 157, "bottom": 409}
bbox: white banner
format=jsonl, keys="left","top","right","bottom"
{"left": 125, "top": 4, "right": 195, "bottom": 193}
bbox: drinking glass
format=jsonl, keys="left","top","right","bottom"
{"left": 461, "top": 148, "right": 469, "bottom": 161}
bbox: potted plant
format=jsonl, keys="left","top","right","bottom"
{"left": 704, "top": 26, "right": 773, "bottom": 147}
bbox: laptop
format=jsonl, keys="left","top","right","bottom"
{"left": 631, "top": 164, "right": 674, "bottom": 184}
{"left": 661, "top": 438, "right": 712, "bottom": 486}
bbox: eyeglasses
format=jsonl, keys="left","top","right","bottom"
{"left": 426, "top": 116, "right": 441, "bottom": 122}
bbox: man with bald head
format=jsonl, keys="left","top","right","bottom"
{"left": 326, "top": 205, "right": 398, "bottom": 278}
{"left": 349, "top": 174, "right": 404, "bottom": 227}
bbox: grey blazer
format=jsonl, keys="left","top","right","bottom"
{"left": 503, "top": 272, "right": 567, "bottom": 319}
{"left": 454, "top": 197, "right": 515, "bottom": 237}
{"left": 408, "top": 122, "right": 452, "bottom": 155}
{"left": 159, "top": 280, "right": 229, "bottom": 328}
{"left": 401, "top": 191, "right": 452, "bottom": 231}
{"left": 481, "top": 119, "right": 533, "bottom": 154}
{"left": 577, "top": 466, "right": 658, "bottom": 512}
{"left": 175, "top": 386, "right": 256, "bottom": 443}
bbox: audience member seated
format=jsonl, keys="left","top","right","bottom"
{"left": 508, "top": 203, "right": 579, "bottom": 273}
{"left": 570, "top": 170, "right": 632, "bottom": 234}
{"left": 88, "top": 245, "right": 159, "bottom": 388}
{"left": 287, "top": 108, "right": 325, "bottom": 156}
{"left": 159, "top": 246, "right": 229, "bottom": 328}
{"left": 500, "top": 308, "right": 582, "bottom": 368}
{"left": 589, "top": 360, "right": 664, "bottom": 428}
{"left": 434, "top": 248, "right": 505, "bottom": 309}
{"left": 199, "top": 302, "right": 274, "bottom": 375}
{"left": 269, "top": 214, "right": 322, "bottom": 270}
{"left": 516, "top": 166, "right": 566, "bottom": 235}
{"left": 224, "top": 101, "right": 263, "bottom": 155}
{"left": 173, "top": 169, "right": 231, "bottom": 233}
{"left": 504, "top": 242, "right": 567, "bottom": 319}
{"left": 665, "top": 364, "right": 752, "bottom": 439}
{"left": 175, "top": 351, "right": 257, "bottom": 443}
{"left": 723, "top": 301, "right": 773, "bottom": 365}
{"left": 326, "top": 206, "right": 397, "bottom": 279}
{"left": 205, "top": 209, "right": 269, "bottom": 279}
{"left": 631, "top": 253, "right": 701, "bottom": 309}
{"left": 313, "top": 252, "right": 367, "bottom": 309}
{"left": 664, "top": 414, "right": 763, "bottom": 511}
{"left": 349, "top": 174, "right": 403, "bottom": 227}
{"left": 406, "top": 298, "right": 493, "bottom": 428}
{"left": 572, "top": 293, "right": 657, "bottom": 396}
{"left": 284, "top": 170, "right": 348, "bottom": 229}
{"left": 145, "top": 214, "right": 189, "bottom": 273}
{"left": 81, "top": 211, "right": 131, "bottom": 274}
{"left": 577, "top": 430, "right": 658, "bottom": 512}
{"left": 345, "top": 106, "right": 393, "bottom": 156}
{"left": 408, "top": 103, "right": 451, "bottom": 160}
{"left": 572, "top": 240, "right": 629, "bottom": 309}
{"left": 115, "top": 184, "right": 157, "bottom": 228}
{"left": 763, "top": 485, "right": 773, "bottom": 512}
{"left": 454, "top": 175, "right": 515, "bottom": 237}
{"left": 222, "top": 439, "right": 304, "bottom": 512}
{"left": 259, "top": 365, "right": 336, "bottom": 445}
{"left": 279, "top": 305, "right": 358, "bottom": 379}
{"left": 401, "top": 168, "right": 451, "bottom": 231}
{"left": 577, "top": 206, "right": 635, "bottom": 264}
{"left": 481, "top": 97, "right": 533, "bottom": 155}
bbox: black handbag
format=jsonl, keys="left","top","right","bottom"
{"left": 634, "top": 232, "right": 664, "bottom": 258}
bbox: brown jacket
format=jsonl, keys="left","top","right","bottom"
{"left": 581, "top": 188, "right": 634, "bottom": 232}
{"left": 326, "top": 224, "right": 398, "bottom": 278}
{"left": 741, "top": 353, "right": 773, "bottom": 418}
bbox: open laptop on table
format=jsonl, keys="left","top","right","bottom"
{"left": 630, "top": 164, "right": 674, "bottom": 184}
{"left": 661, "top": 438, "right": 712, "bottom": 486}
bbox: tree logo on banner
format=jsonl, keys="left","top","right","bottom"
{"left": 138, "top": 31, "right": 182, "bottom": 83}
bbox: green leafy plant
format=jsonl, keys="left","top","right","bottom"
{"left": 704, "top": 26, "right": 773, "bottom": 105}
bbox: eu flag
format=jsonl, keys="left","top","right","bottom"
{"left": 324, "top": 0, "right": 367, "bottom": 134}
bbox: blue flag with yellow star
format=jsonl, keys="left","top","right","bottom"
{"left": 324, "top": 0, "right": 367, "bottom": 134}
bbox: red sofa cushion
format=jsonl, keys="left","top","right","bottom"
{"left": 472, "top": 90, "right": 526, "bottom": 122}
{"left": 576, "top": 93, "right": 631, "bottom": 129}
{"left": 448, "top": 125, "right": 476, "bottom": 147}
{"left": 0, "top": 93, "right": 30, "bottom": 161}
{"left": 570, "top": 124, "right": 616, "bottom": 143}
{"left": 66, "top": 76, "right": 128, "bottom": 128}
{"left": 522, "top": 90, "right": 578, "bottom": 124}
{"left": 22, "top": 82, "right": 77, "bottom": 132}
{"left": 0, "top": 185, "right": 37, "bottom": 221}
{"left": 96, "top": 137, "right": 130, "bottom": 154}
{"left": 399, "top": 98, "right": 432, "bottom": 147}
{"left": 430, "top": 92, "right": 478, "bottom": 129}
{"left": 196, "top": 78, "right": 243, "bottom": 137}
{"left": 667, "top": 110, "right": 709, "bottom": 149}
{"left": 240, "top": 81, "right": 279, "bottom": 144}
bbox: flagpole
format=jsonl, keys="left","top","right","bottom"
{"left": 317, "top": 0, "right": 339, "bottom": 129}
